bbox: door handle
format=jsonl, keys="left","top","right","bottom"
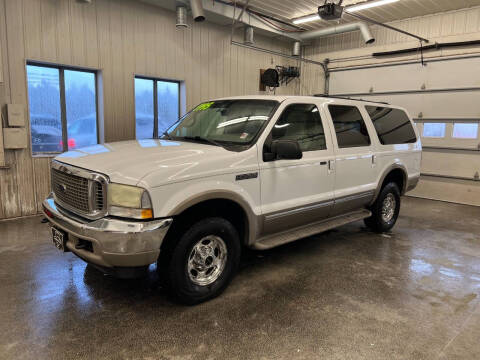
{"left": 328, "top": 159, "right": 335, "bottom": 172}
{"left": 319, "top": 161, "right": 327, "bottom": 166}
{"left": 372, "top": 155, "right": 377, "bottom": 166}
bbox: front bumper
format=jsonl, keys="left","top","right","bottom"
{"left": 42, "top": 194, "right": 172, "bottom": 269}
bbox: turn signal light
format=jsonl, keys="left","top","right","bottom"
{"left": 140, "top": 209, "right": 153, "bottom": 219}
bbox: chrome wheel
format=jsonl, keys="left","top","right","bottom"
{"left": 381, "top": 193, "right": 396, "bottom": 223}
{"left": 187, "top": 235, "right": 228, "bottom": 286}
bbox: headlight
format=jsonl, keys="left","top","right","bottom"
{"left": 107, "top": 183, "right": 153, "bottom": 219}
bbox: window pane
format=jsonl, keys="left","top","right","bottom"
{"left": 27, "top": 65, "right": 62, "bottom": 153}
{"left": 272, "top": 104, "right": 326, "bottom": 152}
{"left": 423, "top": 123, "right": 446, "bottom": 138}
{"left": 452, "top": 123, "right": 478, "bottom": 139}
{"left": 65, "top": 70, "right": 97, "bottom": 150}
{"left": 157, "top": 80, "right": 179, "bottom": 134}
{"left": 135, "top": 78, "right": 154, "bottom": 139}
{"left": 169, "top": 100, "right": 276, "bottom": 144}
{"left": 366, "top": 106, "right": 416, "bottom": 145}
{"left": 329, "top": 105, "right": 371, "bottom": 148}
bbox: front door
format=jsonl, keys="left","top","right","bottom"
{"left": 259, "top": 100, "right": 336, "bottom": 235}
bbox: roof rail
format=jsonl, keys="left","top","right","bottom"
{"left": 313, "top": 94, "right": 390, "bottom": 105}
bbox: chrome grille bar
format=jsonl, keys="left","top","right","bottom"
{"left": 51, "top": 161, "right": 108, "bottom": 220}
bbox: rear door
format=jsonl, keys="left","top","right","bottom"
{"left": 258, "top": 99, "right": 335, "bottom": 235}
{"left": 323, "top": 102, "right": 377, "bottom": 216}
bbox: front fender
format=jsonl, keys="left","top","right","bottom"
{"left": 149, "top": 176, "right": 262, "bottom": 243}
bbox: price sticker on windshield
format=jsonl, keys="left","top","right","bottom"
{"left": 194, "top": 102, "right": 214, "bottom": 112}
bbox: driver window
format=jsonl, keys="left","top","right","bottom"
{"left": 271, "top": 104, "right": 326, "bottom": 152}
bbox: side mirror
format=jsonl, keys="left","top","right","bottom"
{"left": 270, "top": 139, "right": 302, "bottom": 160}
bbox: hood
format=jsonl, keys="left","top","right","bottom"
{"left": 54, "top": 140, "right": 258, "bottom": 187}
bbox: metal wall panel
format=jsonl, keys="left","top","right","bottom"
{"left": 330, "top": 57, "right": 480, "bottom": 94}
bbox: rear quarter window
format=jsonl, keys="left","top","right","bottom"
{"left": 366, "top": 106, "right": 417, "bottom": 145}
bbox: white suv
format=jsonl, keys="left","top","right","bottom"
{"left": 43, "top": 95, "right": 422, "bottom": 304}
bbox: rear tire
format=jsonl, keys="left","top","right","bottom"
{"left": 159, "top": 217, "right": 241, "bottom": 305}
{"left": 364, "top": 182, "right": 401, "bottom": 233}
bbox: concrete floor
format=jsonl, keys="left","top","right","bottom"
{"left": 0, "top": 197, "right": 479, "bottom": 360}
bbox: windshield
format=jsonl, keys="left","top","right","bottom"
{"left": 165, "top": 100, "right": 278, "bottom": 145}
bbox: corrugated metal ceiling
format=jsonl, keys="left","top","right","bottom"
{"left": 244, "top": 0, "right": 480, "bottom": 30}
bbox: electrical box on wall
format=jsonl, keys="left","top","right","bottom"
{"left": 3, "top": 128, "right": 28, "bottom": 149}
{"left": 7, "top": 104, "right": 25, "bottom": 127}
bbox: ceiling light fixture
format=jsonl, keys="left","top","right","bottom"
{"left": 292, "top": 0, "right": 400, "bottom": 24}
{"left": 292, "top": 14, "right": 320, "bottom": 25}
{"left": 347, "top": 0, "right": 400, "bottom": 13}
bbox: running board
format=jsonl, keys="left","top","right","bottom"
{"left": 252, "top": 209, "right": 372, "bottom": 250}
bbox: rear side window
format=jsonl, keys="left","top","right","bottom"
{"left": 328, "top": 105, "right": 370, "bottom": 148}
{"left": 366, "top": 106, "right": 417, "bottom": 145}
{"left": 272, "top": 104, "right": 326, "bottom": 152}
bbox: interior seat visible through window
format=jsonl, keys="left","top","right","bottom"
{"left": 271, "top": 104, "right": 326, "bottom": 152}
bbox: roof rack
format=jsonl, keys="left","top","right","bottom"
{"left": 313, "top": 94, "right": 390, "bottom": 105}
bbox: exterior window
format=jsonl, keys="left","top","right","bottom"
{"left": 271, "top": 104, "right": 326, "bottom": 152}
{"left": 365, "top": 106, "right": 416, "bottom": 145}
{"left": 135, "top": 76, "right": 180, "bottom": 139}
{"left": 27, "top": 64, "right": 98, "bottom": 154}
{"left": 452, "top": 123, "right": 478, "bottom": 139}
{"left": 328, "top": 105, "right": 371, "bottom": 148}
{"left": 422, "top": 123, "right": 446, "bottom": 138}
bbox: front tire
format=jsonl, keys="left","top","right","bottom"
{"left": 364, "top": 182, "right": 401, "bottom": 233}
{"left": 162, "top": 217, "right": 241, "bottom": 305}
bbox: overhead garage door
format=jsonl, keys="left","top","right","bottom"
{"left": 329, "top": 56, "right": 480, "bottom": 206}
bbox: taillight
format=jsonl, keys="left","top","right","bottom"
{"left": 68, "top": 138, "right": 76, "bottom": 149}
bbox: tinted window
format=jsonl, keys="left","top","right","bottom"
{"left": 329, "top": 105, "right": 370, "bottom": 148}
{"left": 423, "top": 123, "right": 446, "bottom": 138}
{"left": 452, "top": 123, "right": 478, "bottom": 139}
{"left": 271, "top": 104, "right": 326, "bottom": 152}
{"left": 365, "top": 106, "right": 416, "bottom": 145}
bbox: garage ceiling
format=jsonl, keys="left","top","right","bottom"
{"left": 245, "top": 0, "right": 480, "bottom": 30}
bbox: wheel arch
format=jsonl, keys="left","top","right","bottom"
{"left": 165, "top": 191, "right": 259, "bottom": 247}
{"left": 372, "top": 164, "right": 408, "bottom": 204}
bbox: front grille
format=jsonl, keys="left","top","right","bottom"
{"left": 52, "top": 169, "right": 90, "bottom": 212}
{"left": 51, "top": 166, "right": 106, "bottom": 217}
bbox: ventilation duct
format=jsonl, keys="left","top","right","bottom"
{"left": 296, "top": 22, "right": 375, "bottom": 44}
{"left": 244, "top": 26, "right": 254, "bottom": 45}
{"left": 176, "top": 6, "right": 188, "bottom": 28}
{"left": 190, "top": 0, "right": 205, "bottom": 22}
{"left": 292, "top": 41, "right": 301, "bottom": 56}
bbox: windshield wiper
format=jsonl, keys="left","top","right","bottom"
{"left": 182, "top": 136, "right": 225, "bottom": 148}
{"left": 162, "top": 131, "right": 172, "bottom": 140}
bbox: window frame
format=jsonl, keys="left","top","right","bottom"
{"left": 134, "top": 75, "right": 181, "bottom": 139}
{"left": 267, "top": 103, "right": 328, "bottom": 153}
{"left": 327, "top": 104, "right": 372, "bottom": 149}
{"left": 26, "top": 61, "right": 99, "bottom": 156}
